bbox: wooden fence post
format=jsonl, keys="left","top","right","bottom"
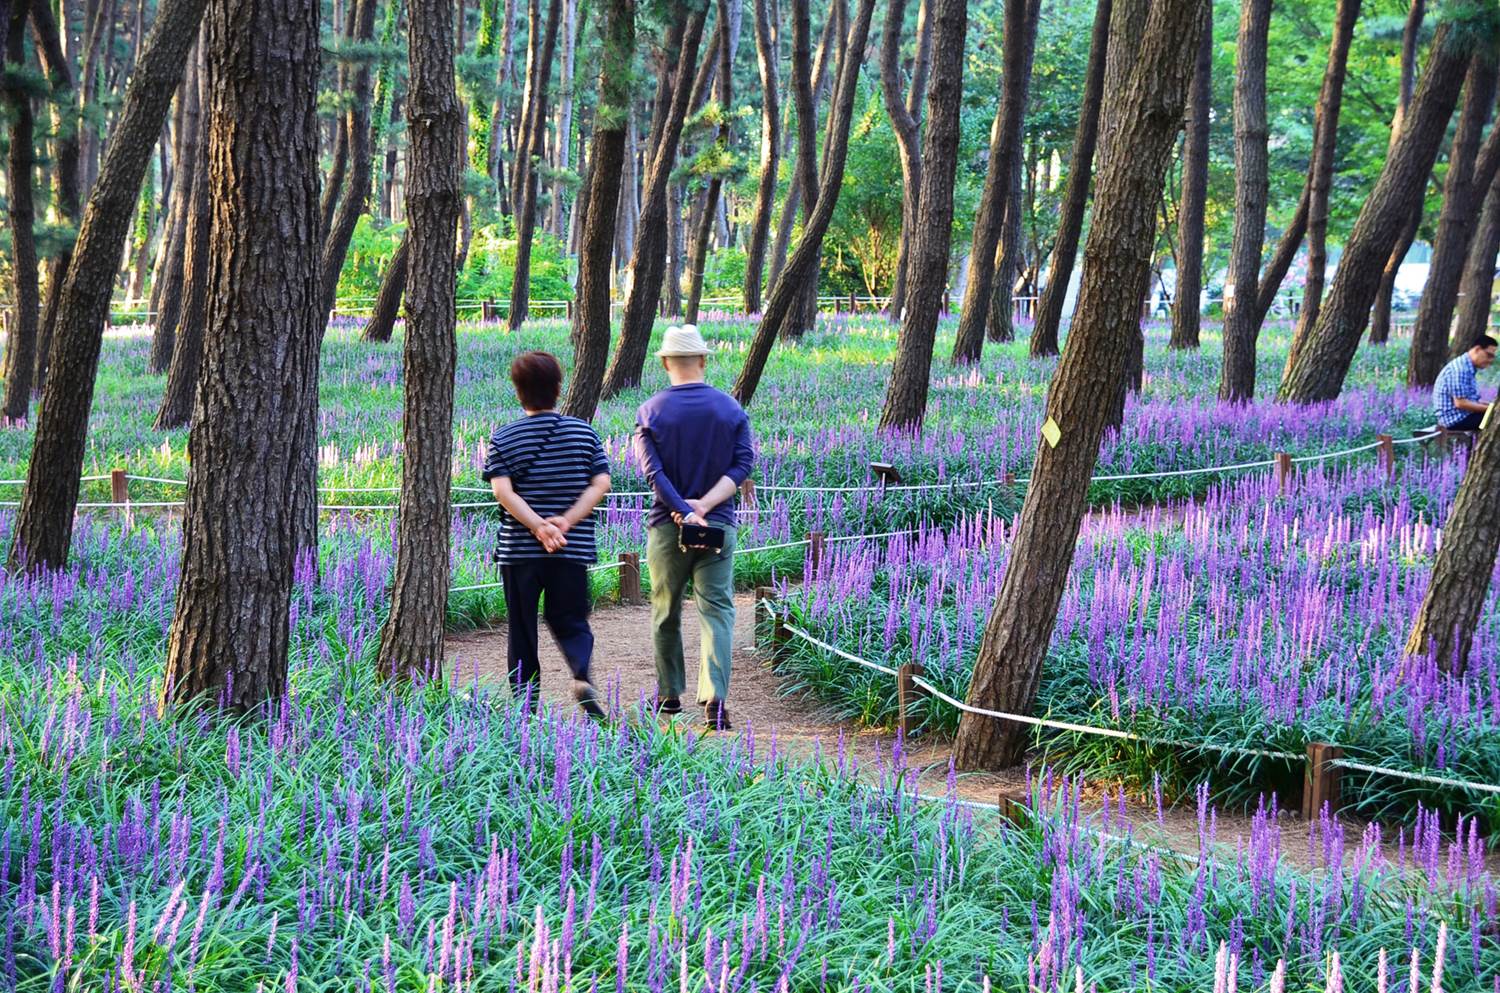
{"left": 618, "top": 552, "right": 641, "bottom": 605}
{"left": 754, "top": 586, "right": 775, "bottom": 648}
{"left": 807, "top": 531, "right": 826, "bottom": 576}
{"left": 1377, "top": 434, "right": 1395, "bottom": 481}
{"left": 848, "top": 291, "right": 857, "bottom": 313}
{"left": 1274, "top": 452, "right": 1293, "bottom": 495}
{"left": 770, "top": 609, "right": 792, "bottom": 664}
{"left": 896, "top": 662, "right": 925, "bottom": 739}
{"left": 1002, "top": 471, "right": 1015, "bottom": 487}
{"left": 1301, "top": 742, "right": 1342, "bottom": 819}
{"left": 995, "top": 794, "right": 1029, "bottom": 828}
{"left": 111, "top": 468, "right": 131, "bottom": 528}
{"left": 870, "top": 462, "right": 901, "bottom": 486}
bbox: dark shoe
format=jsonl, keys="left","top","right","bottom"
{"left": 657, "top": 696, "right": 682, "bottom": 716}
{"left": 572, "top": 679, "right": 606, "bottom": 721}
{"left": 703, "top": 701, "right": 732, "bottom": 731}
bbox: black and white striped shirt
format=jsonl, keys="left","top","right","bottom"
{"left": 482, "top": 412, "right": 610, "bottom": 564}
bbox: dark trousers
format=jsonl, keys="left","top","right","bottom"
{"left": 1445, "top": 411, "right": 1484, "bottom": 431}
{"left": 500, "top": 559, "right": 594, "bottom": 705}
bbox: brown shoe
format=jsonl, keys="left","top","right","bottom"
{"left": 703, "top": 700, "right": 732, "bottom": 731}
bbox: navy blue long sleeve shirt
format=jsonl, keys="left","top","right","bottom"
{"left": 633, "top": 382, "right": 756, "bottom": 528}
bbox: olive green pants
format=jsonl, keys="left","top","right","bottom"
{"left": 646, "top": 523, "right": 736, "bottom": 705}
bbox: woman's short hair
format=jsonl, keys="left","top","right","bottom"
{"left": 511, "top": 351, "right": 563, "bottom": 409}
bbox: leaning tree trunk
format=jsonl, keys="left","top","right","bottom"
{"left": 377, "top": 0, "right": 463, "bottom": 682}
{"left": 1278, "top": 22, "right": 1474, "bottom": 404}
{"left": 361, "top": 231, "right": 410, "bottom": 342}
{"left": 879, "top": 0, "right": 931, "bottom": 319}
{"left": 506, "top": 0, "right": 563, "bottom": 330}
{"left": 1031, "top": 0, "right": 1111, "bottom": 358}
{"left": 161, "top": 0, "right": 322, "bottom": 711}
{"left": 741, "top": 0, "right": 779, "bottom": 313}
{"left": 1404, "top": 416, "right": 1500, "bottom": 676}
{"left": 1168, "top": 1, "right": 1210, "bottom": 350}
{"left": 1216, "top": 0, "right": 1271, "bottom": 403}
{"left": 509, "top": 0, "right": 544, "bottom": 212}
{"left": 876, "top": 0, "right": 967, "bottom": 430}
{"left": 1451, "top": 172, "right": 1500, "bottom": 354}
{"left": 683, "top": 0, "right": 735, "bottom": 325}
{"left": 781, "top": 0, "right": 832, "bottom": 339}
{"left": 318, "top": 0, "right": 380, "bottom": 323}
{"left": 148, "top": 39, "right": 205, "bottom": 375}
{"left": 733, "top": 0, "right": 876, "bottom": 406}
{"left": 7, "top": 0, "right": 209, "bottom": 575}
{"left": 2, "top": 3, "right": 39, "bottom": 424}
{"left": 985, "top": 142, "right": 1028, "bottom": 343}
{"left": 1407, "top": 59, "right": 1500, "bottom": 388}
{"left": 950, "top": 0, "right": 1039, "bottom": 365}
{"left": 561, "top": 0, "right": 633, "bottom": 422}
{"left": 953, "top": 0, "right": 1208, "bottom": 771}
{"left": 767, "top": 6, "right": 838, "bottom": 296}
{"left": 599, "top": 9, "right": 706, "bottom": 399}
{"left": 1367, "top": 209, "right": 1420, "bottom": 346}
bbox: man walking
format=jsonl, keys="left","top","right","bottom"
{"left": 634, "top": 325, "right": 756, "bottom": 730}
{"left": 1433, "top": 335, "right": 1498, "bottom": 431}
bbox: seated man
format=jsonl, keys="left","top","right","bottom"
{"left": 1433, "top": 335, "right": 1497, "bottom": 431}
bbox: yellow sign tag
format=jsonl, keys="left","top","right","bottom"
{"left": 1041, "top": 417, "right": 1062, "bottom": 449}
{"left": 1483, "top": 403, "right": 1496, "bottom": 433}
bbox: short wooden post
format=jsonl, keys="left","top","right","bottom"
{"left": 807, "top": 531, "right": 826, "bottom": 576}
{"left": 1002, "top": 471, "right": 1015, "bottom": 487}
{"left": 848, "top": 291, "right": 857, "bottom": 313}
{"left": 565, "top": 300, "right": 574, "bottom": 321}
{"left": 870, "top": 462, "right": 901, "bottom": 486}
{"left": 995, "top": 794, "right": 1029, "bottom": 828}
{"left": 618, "top": 552, "right": 641, "bottom": 605}
{"left": 1301, "top": 742, "right": 1342, "bottom": 818}
{"left": 1274, "top": 452, "right": 1293, "bottom": 495}
{"left": 739, "top": 477, "right": 757, "bottom": 510}
{"left": 754, "top": 586, "right": 775, "bottom": 647}
{"left": 1377, "top": 434, "right": 1395, "bottom": 481}
{"left": 896, "top": 662, "right": 925, "bottom": 739}
{"left": 110, "top": 468, "right": 131, "bottom": 527}
{"left": 770, "top": 609, "right": 792, "bottom": 663}
{"left": 481, "top": 298, "right": 495, "bottom": 321}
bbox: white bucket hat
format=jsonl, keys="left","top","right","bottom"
{"left": 655, "top": 324, "right": 711, "bottom": 357}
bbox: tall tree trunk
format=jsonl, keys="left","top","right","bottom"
{"left": 953, "top": 0, "right": 1208, "bottom": 771}
{"left": 469, "top": 0, "right": 503, "bottom": 189}
{"left": 508, "top": 0, "right": 542, "bottom": 210}
{"left": 377, "top": 0, "right": 463, "bottom": 681}
{"left": 781, "top": 0, "right": 837, "bottom": 338}
{"left": 1216, "top": 0, "right": 1271, "bottom": 403}
{"left": 684, "top": 0, "right": 735, "bottom": 325}
{"left": 361, "top": 230, "right": 410, "bottom": 342}
{"left": 1366, "top": 0, "right": 1426, "bottom": 345}
{"left": 549, "top": 0, "right": 577, "bottom": 237}
{"left": 732, "top": 0, "right": 876, "bottom": 405}
{"left": 1407, "top": 59, "right": 1500, "bottom": 387}
{"left": 1031, "top": 0, "right": 1110, "bottom": 358}
{"left": 32, "top": 0, "right": 85, "bottom": 389}
{"left": 742, "top": 0, "right": 779, "bottom": 312}
{"left": 984, "top": 138, "right": 1028, "bottom": 343}
{"left": 318, "top": 0, "right": 379, "bottom": 323}
{"left": 317, "top": 0, "right": 359, "bottom": 238}
{"left": 7, "top": 0, "right": 208, "bottom": 574}
{"left": 561, "top": 0, "right": 633, "bottom": 422}
{"left": 877, "top": 0, "right": 966, "bottom": 429}
{"left": 1277, "top": 22, "right": 1474, "bottom": 404}
{"left": 879, "top": 0, "right": 929, "bottom": 318}
{"left": 127, "top": 164, "right": 157, "bottom": 305}
{"left": 1367, "top": 209, "right": 1419, "bottom": 345}
{"left": 615, "top": 99, "right": 638, "bottom": 273}
{"left": 148, "top": 36, "right": 203, "bottom": 374}
{"left": 765, "top": 7, "right": 834, "bottom": 294}
{"left": 2, "top": 3, "right": 39, "bottom": 423}
{"left": 598, "top": 9, "right": 706, "bottom": 398}
{"left": 505, "top": 0, "right": 562, "bottom": 330}
{"left": 1404, "top": 415, "right": 1500, "bottom": 676}
{"left": 1168, "top": 1, "right": 1209, "bottom": 350}
{"left": 487, "top": 0, "right": 517, "bottom": 195}
{"left": 162, "top": 0, "right": 322, "bottom": 711}
{"left": 950, "top": 0, "right": 1039, "bottom": 364}
{"left": 370, "top": 0, "right": 404, "bottom": 222}
{"left": 77, "top": 0, "right": 119, "bottom": 198}
{"left": 1452, "top": 172, "right": 1500, "bottom": 354}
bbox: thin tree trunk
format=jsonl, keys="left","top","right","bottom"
{"left": 362, "top": 231, "right": 410, "bottom": 342}
{"left": 469, "top": 0, "right": 503, "bottom": 184}
{"left": 1217, "top": 0, "right": 1271, "bottom": 403}
{"left": 953, "top": 0, "right": 1208, "bottom": 770}
{"left": 1366, "top": 0, "right": 1426, "bottom": 345}
{"left": 487, "top": 0, "right": 518, "bottom": 194}
{"left": 950, "top": 0, "right": 1040, "bottom": 364}
{"left": 1452, "top": 171, "right": 1500, "bottom": 354}
{"left": 1407, "top": 59, "right": 1499, "bottom": 387}
{"left": 615, "top": 99, "right": 638, "bottom": 273}
{"left": 77, "top": 0, "right": 118, "bottom": 197}
{"left": 550, "top": 0, "right": 577, "bottom": 237}
{"left": 1168, "top": 0, "right": 1209, "bottom": 350}
{"left": 370, "top": 0, "right": 404, "bottom": 221}
{"left": 985, "top": 136, "right": 1028, "bottom": 344}
{"left": 318, "top": 0, "right": 379, "bottom": 323}
{"left": 148, "top": 35, "right": 203, "bottom": 374}
{"left": 32, "top": 0, "right": 85, "bottom": 389}
{"left": 782, "top": 0, "right": 839, "bottom": 338}
{"left": 318, "top": 0, "right": 359, "bottom": 238}
{"left": 162, "top": 0, "right": 322, "bottom": 710}
{"left": 1367, "top": 208, "right": 1418, "bottom": 346}
{"left": 742, "top": 0, "right": 779, "bottom": 313}
{"left": 2, "top": 2, "right": 39, "bottom": 423}
{"left": 879, "top": 0, "right": 929, "bottom": 318}
{"left": 561, "top": 0, "right": 632, "bottom": 421}
{"left": 1031, "top": 0, "right": 1110, "bottom": 358}
{"left": 377, "top": 0, "right": 463, "bottom": 681}
{"left": 8, "top": 0, "right": 208, "bottom": 574}
{"left": 732, "top": 0, "right": 876, "bottom": 406}
{"left": 1278, "top": 22, "right": 1474, "bottom": 403}
{"left": 506, "top": 0, "right": 563, "bottom": 329}
{"left": 684, "top": 0, "right": 735, "bottom": 325}
{"left": 877, "top": 0, "right": 966, "bottom": 430}
{"left": 509, "top": 0, "right": 541, "bottom": 211}
{"left": 599, "top": 9, "right": 706, "bottom": 398}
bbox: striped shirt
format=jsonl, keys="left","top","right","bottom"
{"left": 482, "top": 413, "right": 609, "bottom": 564}
{"left": 1433, "top": 354, "right": 1481, "bottom": 428}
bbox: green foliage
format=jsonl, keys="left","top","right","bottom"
{"left": 460, "top": 225, "right": 574, "bottom": 303}
{"left": 336, "top": 216, "right": 406, "bottom": 303}
{"left": 701, "top": 246, "right": 748, "bottom": 298}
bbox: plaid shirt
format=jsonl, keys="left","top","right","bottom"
{"left": 1434, "top": 354, "right": 1481, "bottom": 427}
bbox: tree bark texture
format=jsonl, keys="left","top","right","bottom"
{"left": 1031, "top": 0, "right": 1111, "bottom": 358}
{"left": 361, "top": 230, "right": 410, "bottom": 342}
{"left": 732, "top": 0, "right": 876, "bottom": 406}
{"left": 1217, "top": 0, "right": 1271, "bottom": 403}
{"left": 952, "top": 0, "right": 1207, "bottom": 771}
{"left": 877, "top": 0, "right": 966, "bottom": 429}
{"left": 599, "top": 8, "right": 706, "bottom": 398}
{"left": 147, "top": 35, "right": 200, "bottom": 373}
{"left": 8, "top": 0, "right": 208, "bottom": 574}
{"left": 509, "top": 0, "right": 542, "bottom": 210}
{"left": 683, "top": 0, "right": 735, "bottom": 325}
{"left": 318, "top": 0, "right": 379, "bottom": 323}
{"left": 1168, "top": 1, "right": 1210, "bottom": 350}
{"left": 487, "top": 0, "right": 518, "bottom": 191}
{"left": 766, "top": 8, "right": 837, "bottom": 295}
{"left": 1366, "top": 0, "right": 1426, "bottom": 345}
{"left": 506, "top": 0, "right": 562, "bottom": 330}
{"left": 951, "top": 0, "right": 1039, "bottom": 365}
{"left": 1366, "top": 205, "right": 1419, "bottom": 346}
{"left": 1452, "top": 172, "right": 1500, "bottom": 354}
{"left": 2, "top": 2, "right": 39, "bottom": 423}
{"left": 161, "top": 0, "right": 322, "bottom": 710}
{"left": 561, "top": 0, "right": 633, "bottom": 422}
{"left": 377, "top": 0, "right": 464, "bottom": 682}
{"left": 878, "top": 0, "right": 928, "bottom": 318}
{"left": 741, "top": 0, "right": 779, "bottom": 313}
{"left": 1277, "top": 23, "right": 1473, "bottom": 404}
{"left": 1407, "top": 58, "right": 1499, "bottom": 387}
{"left": 985, "top": 137, "right": 1029, "bottom": 344}
{"left": 782, "top": 0, "right": 833, "bottom": 337}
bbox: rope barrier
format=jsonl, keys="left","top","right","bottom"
{"left": 1328, "top": 759, "right": 1500, "bottom": 797}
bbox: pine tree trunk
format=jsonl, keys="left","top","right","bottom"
{"left": 599, "top": 9, "right": 706, "bottom": 398}
{"left": 550, "top": 0, "right": 578, "bottom": 237}
{"left": 318, "top": 0, "right": 380, "bottom": 323}
{"left": 506, "top": 0, "right": 562, "bottom": 330}
{"left": 362, "top": 231, "right": 410, "bottom": 342}
{"left": 879, "top": 0, "right": 928, "bottom": 321}
{"left": 7, "top": 0, "right": 208, "bottom": 574}
{"left": 487, "top": 0, "right": 518, "bottom": 192}
{"left": 2, "top": 3, "right": 39, "bottom": 423}
{"left": 1366, "top": 208, "right": 1418, "bottom": 346}
{"left": 953, "top": 0, "right": 1207, "bottom": 771}
{"left": 733, "top": 0, "right": 876, "bottom": 406}
{"left": 781, "top": 0, "right": 835, "bottom": 339}
{"left": 615, "top": 100, "right": 638, "bottom": 274}
{"left": 1404, "top": 416, "right": 1500, "bottom": 676}
{"left": 469, "top": 0, "right": 503, "bottom": 182}
{"left": 950, "top": 0, "right": 1038, "bottom": 364}
{"left": 32, "top": 0, "right": 85, "bottom": 390}
{"left": 684, "top": 0, "right": 734, "bottom": 325}
{"left": 509, "top": 0, "right": 542, "bottom": 211}
{"left": 985, "top": 145, "right": 1027, "bottom": 344}
{"left": 1217, "top": 0, "right": 1271, "bottom": 403}
{"left": 1278, "top": 23, "right": 1473, "bottom": 404}
{"left": 1168, "top": 1, "right": 1210, "bottom": 350}
{"left": 148, "top": 38, "right": 204, "bottom": 374}
{"left": 1031, "top": 0, "right": 1110, "bottom": 358}
{"left": 1452, "top": 172, "right": 1500, "bottom": 354}
{"left": 377, "top": 0, "right": 464, "bottom": 682}
{"left": 561, "top": 0, "right": 632, "bottom": 421}
{"left": 369, "top": 0, "right": 403, "bottom": 221}
{"left": 1407, "top": 60, "right": 1499, "bottom": 387}
{"left": 742, "top": 0, "right": 779, "bottom": 313}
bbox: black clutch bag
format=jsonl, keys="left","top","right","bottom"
{"left": 678, "top": 523, "right": 725, "bottom": 552}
